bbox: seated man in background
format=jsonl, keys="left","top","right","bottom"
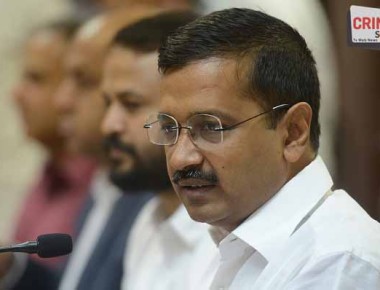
{"left": 55, "top": 7, "right": 157, "bottom": 290}
{"left": 0, "top": 6, "right": 158, "bottom": 290}
{"left": 10, "top": 19, "right": 96, "bottom": 270}
{"left": 149, "top": 7, "right": 380, "bottom": 289}
{"left": 100, "top": 10, "right": 212, "bottom": 290}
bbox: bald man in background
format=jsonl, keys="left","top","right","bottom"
{"left": 11, "top": 20, "right": 97, "bottom": 270}
{"left": 1, "top": 20, "right": 96, "bottom": 290}
{"left": 0, "top": 19, "right": 98, "bottom": 288}
{"left": 1, "top": 6, "right": 160, "bottom": 290}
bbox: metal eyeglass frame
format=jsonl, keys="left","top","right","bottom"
{"left": 143, "top": 103, "right": 290, "bottom": 146}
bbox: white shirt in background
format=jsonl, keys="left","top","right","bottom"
{"left": 122, "top": 197, "right": 210, "bottom": 290}
{"left": 188, "top": 156, "right": 380, "bottom": 289}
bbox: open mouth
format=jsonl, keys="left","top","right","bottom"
{"left": 176, "top": 178, "right": 217, "bottom": 194}
{"left": 181, "top": 185, "right": 216, "bottom": 192}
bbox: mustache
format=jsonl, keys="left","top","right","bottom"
{"left": 103, "top": 134, "right": 137, "bottom": 157}
{"left": 172, "top": 168, "right": 218, "bottom": 185}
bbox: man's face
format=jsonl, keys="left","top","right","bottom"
{"left": 160, "top": 58, "right": 288, "bottom": 231}
{"left": 55, "top": 37, "right": 106, "bottom": 156}
{"left": 101, "top": 46, "right": 170, "bottom": 192}
{"left": 13, "top": 31, "right": 66, "bottom": 146}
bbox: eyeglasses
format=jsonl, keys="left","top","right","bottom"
{"left": 143, "top": 104, "right": 290, "bottom": 149}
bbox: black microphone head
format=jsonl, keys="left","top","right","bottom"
{"left": 36, "top": 234, "right": 73, "bottom": 258}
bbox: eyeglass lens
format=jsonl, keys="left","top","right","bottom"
{"left": 146, "top": 113, "right": 223, "bottom": 146}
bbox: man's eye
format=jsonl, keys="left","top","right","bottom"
{"left": 161, "top": 124, "right": 177, "bottom": 133}
{"left": 121, "top": 101, "right": 141, "bottom": 111}
{"left": 201, "top": 122, "right": 221, "bottom": 131}
{"left": 77, "top": 78, "right": 98, "bottom": 90}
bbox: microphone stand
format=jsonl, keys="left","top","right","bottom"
{"left": 0, "top": 241, "right": 38, "bottom": 254}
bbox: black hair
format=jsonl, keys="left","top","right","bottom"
{"left": 159, "top": 8, "right": 321, "bottom": 151}
{"left": 111, "top": 10, "right": 199, "bottom": 53}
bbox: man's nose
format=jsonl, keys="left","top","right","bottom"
{"left": 101, "top": 103, "right": 126, "bottom": 136}
{"left": 167, "top": 129, "right": 204, "bottom": 172}
{"left": 55, "top": 81, "right": 75, "bottom": 114}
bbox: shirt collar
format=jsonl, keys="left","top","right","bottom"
{"left": 89, "top": 169, "right": 122, "bottom": 203}
{"left": 209, "top": 226, "right": 230, "bottom": 245}
{"left": 219, "top": 156, "right": 333, "bottom": 261}
{"left": 150, "top": 199, "right": 208, "bottom": 249}
{"left": 169, "top": 205, "right": 209, "bottom": 248}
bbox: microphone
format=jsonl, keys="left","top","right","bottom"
{"left": 0, "top": 234, "right": 72, "bottom": 258}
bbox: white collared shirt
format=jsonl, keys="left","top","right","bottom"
{"left": 122, "top": 197, "right": 210, "bottom": 290}
{"left": 189, "top": 156, "right": 380, "bottom": 290}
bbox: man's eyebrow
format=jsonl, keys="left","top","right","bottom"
{"left": 114, "top": 90, "right": 144, "bottom": 100}
{"left": 157, "top": 109, "right": 236, "bottom": 123}
{"left": 189, "top": 110, "right": 235, "bottom": 121}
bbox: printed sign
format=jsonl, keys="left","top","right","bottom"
{"left": 349, "top": 5, "right": 380, "bottom": 49}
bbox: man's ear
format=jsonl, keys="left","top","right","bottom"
{"left": 280, "top": 102, "right": 312, "bottom": 163}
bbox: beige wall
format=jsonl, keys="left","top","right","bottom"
{"left": 0, "top": 0, "right": 73, "bottom": 240}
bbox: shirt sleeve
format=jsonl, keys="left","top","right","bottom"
{"left": 285, "top": 252, "right": 380, "bottom": 289}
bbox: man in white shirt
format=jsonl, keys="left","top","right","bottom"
{"left": 145, "top": 8, "right": 380, "bottom": 289}
{"left": 100, "top": 11, "right": 211, "bottom": 290}
{"left": 54, "top": 7, "right": 161, "bottom": 290}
